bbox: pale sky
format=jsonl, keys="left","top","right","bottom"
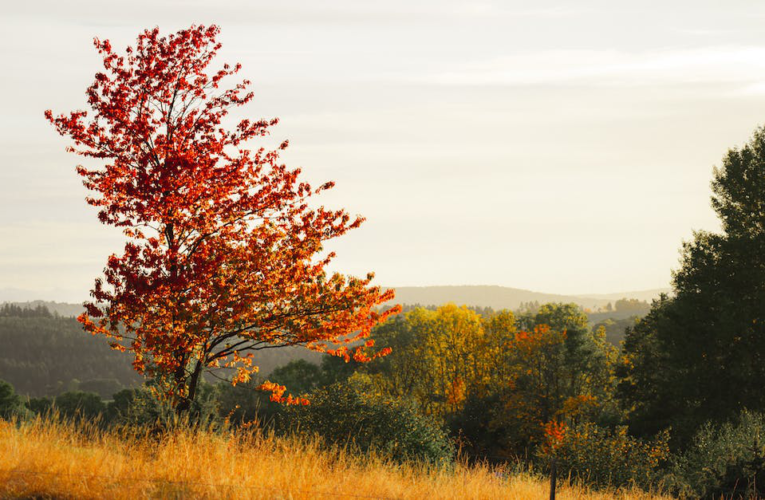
{"left": 2, "top": 0, "right": 765, "bottom": 302}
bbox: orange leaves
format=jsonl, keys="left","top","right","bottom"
{"left": 542, "top": 420, "right": 567, "bottom": 454}
{"left": 257, "top": 381, "right": 310, "bottom": 406}
{"left": 560, "top": 394, "right": 597, "bottom": 418}
{"left": 378, "top": 347, "right": 393, "bottom": 357}
{"left": 446, "top": 376, "right": 466, "bottom": 407}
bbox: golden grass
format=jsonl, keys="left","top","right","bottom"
{"left": 0, "top": 418, "right": 671, "bottom": 500}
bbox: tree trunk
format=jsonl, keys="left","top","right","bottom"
{"left": 549, "top": 457, "right": 557, "bottom": 500}
{"left": 175, "top": 360, "right": 204, "bottom": 415}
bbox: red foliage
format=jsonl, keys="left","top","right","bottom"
{"left": 46, "top": 25, "right": 399, "bottom": 409}
{"left": 542, "top": 420, "right": 567, "bottom": 454}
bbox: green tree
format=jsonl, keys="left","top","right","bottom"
{"left": 614, "top": 299, "right": 650, "bottom": 315}
{"left": 591, "top": 316, "right": 640, "bottom": 345}
{"left": 318, "top": 353, "right": 364, "bottom": 387}
{"left": 215, "top": 379, "right": 275, "bottom": 425}
{"left": 529, "top": 303, "right": 616, "bottom": 414}
{"left": 270, "top": 360, "right": 322, "bottom": 397}
{"left": 619, "top": 126, "right": 765, "bottom": 445}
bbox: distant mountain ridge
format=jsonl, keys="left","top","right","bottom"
{"left": 1, "top": 285, "right": 672, "bottom": 317}
{"left": 385, "top": 285, "right": 670, "bottom": 311}
{"left": 572, "top": 289, "right": 672, "bottom": 303}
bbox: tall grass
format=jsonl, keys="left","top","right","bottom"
{"left": 0, "top": 418, "right": 670, "bottom": 499}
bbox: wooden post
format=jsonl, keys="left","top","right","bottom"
{"left": 549, "top": 456, "right": 557, "bottom": 500}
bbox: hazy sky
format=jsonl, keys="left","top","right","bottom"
{"left": 3, "top": 0, "right": 765, "bottom": 302}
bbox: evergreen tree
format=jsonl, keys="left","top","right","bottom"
{"left": 619, "top": 126, "right": 765, "bottom": 445}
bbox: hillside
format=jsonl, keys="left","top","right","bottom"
{"left": 0, "top": 305, "right": 320, "bottom": 398}
{"left": 574, "top": 288, "right": 671, "bottom": 303}
{"left": 0, "top": 312, "right": 141, "bottom": 397}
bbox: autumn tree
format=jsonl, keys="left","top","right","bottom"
{"left": 454, "top": 304, "right": 617, "bottom": 457}
{"left": 46, "top": 25, "right": 397, "bottom": 412}
{"left": 363, "top": 305, "right": 494, "bottom": 418}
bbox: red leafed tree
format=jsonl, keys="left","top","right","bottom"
{"left": 46, "top": 25, "right": 398, "bottom": 412}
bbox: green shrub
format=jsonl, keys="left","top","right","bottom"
{"left": 54, "top": 391, "right": 106, "bottom": 421}
{"left": 447, "top": 391, "right": 514, "bottom": 460}
{"left": 107, "top": 384, "right": 220, "bottom": 429}
{"left": 537, "top": 422, "right": 670, "bottom": 490}
{"left": 215, "top": 379, "right": 279, "bottom": 426}
{"left": 108, "top": 387, "right": 176, "bottom": 428}
{"left": 26, "top": 396, "right": 53, "bottom": 416}
{"left": 285, "top": 374, "right": 454, "bottom": 465}
{"left": 0, "top": 379, "right": 31, "bottom": 420}
{"left": 670, "top": 410, "right": 765, "bottom": 499}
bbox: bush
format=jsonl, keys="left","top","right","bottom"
{"left": 670, "top": 410, "right": 765, "bottom": 499}
{"left": 285, "top": 374, "right": 454, "bottom": 465}
{"left": 26, "top": 396, "right": 53, "bottom": 416}
{"left": 215, "top": 379, "right": 279, "bottom": 427}
{"left": 447, "top": 391, "right": 514, "bottom": 461}
{"left": 537, "top": 422, "right": 670, "bottom": 490}
{"left": 54, "top": 391, "right": 106, "bottom": 421}
{"left": 0, "top": 379, "right": 30, "bottom": 420}
{"left": 107, "top": 384, "right": 220, "bottom": 429}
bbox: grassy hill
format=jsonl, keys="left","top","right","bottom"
{"left": 0, "top": 419, "right": 670, "bottom": 499}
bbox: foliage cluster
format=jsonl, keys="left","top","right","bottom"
{"left": 591, "top": 316, "right": 640, "bottom": 345}
{"left": 0, "top": 380, "right": 29, "bottom": 420}
{"left": 283, "top": 374, "right": 453, "bottom": 465}
{"left": 356, "top": 303, "right": 618, "bottom": 460}
{"left": 538, "top": 422, "right": 670, "bottom": 490}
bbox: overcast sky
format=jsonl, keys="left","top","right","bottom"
{"left": 3, "top": 0, "right": 765, "bottom": 302}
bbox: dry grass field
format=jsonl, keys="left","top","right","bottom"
{"left": 0, "top": 418, "right": 672, "bottom": 499}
